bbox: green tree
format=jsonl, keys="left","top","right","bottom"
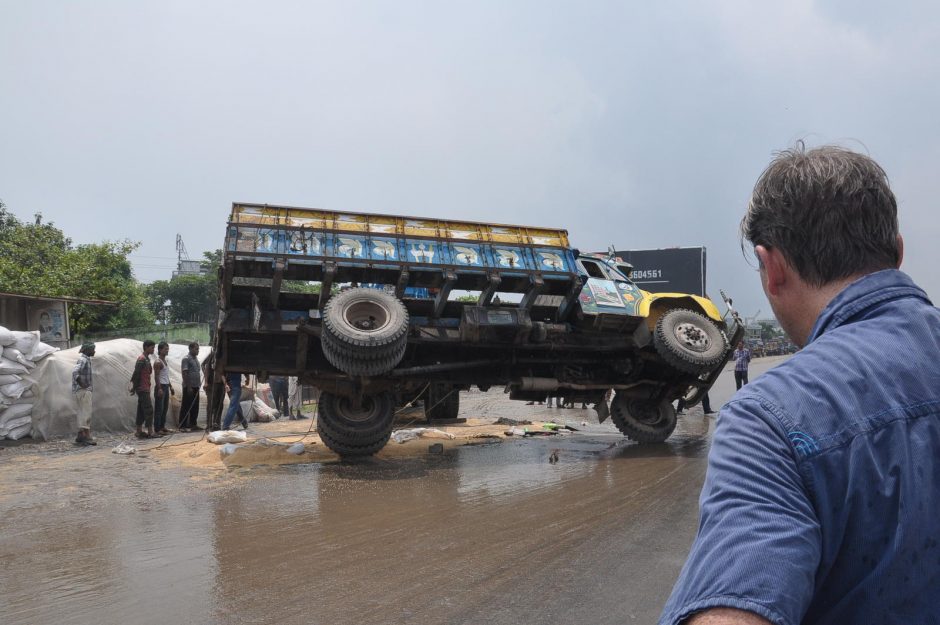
{"left": 758, "top": 321, "right": 784, "bottom": 342}
{"left": 0, "top": 203, "right": 71, "bottom": 295}
{"left": 145, "top": 249, "right": 222, "bottom": 324}
{"left": 0, "top": 201, "right": 155, "bottom": 334}
{"left": 200, "top": 249, "right": 223, "bottom": 272}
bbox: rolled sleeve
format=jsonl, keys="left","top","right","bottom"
{"left": 659, "top": 397, "right": 821, "bottom": 625}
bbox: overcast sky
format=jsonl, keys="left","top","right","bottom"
{"left": 2, "top": 1, "right": 938, "bottom": 319}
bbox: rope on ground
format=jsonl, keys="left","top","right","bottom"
{"left": 262, "top": 401, "right": 321, "bottom": 444}
{"left": 394, "top": 382, "right": 458, "bottom": 430}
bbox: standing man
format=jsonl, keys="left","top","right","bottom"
{"left": 288, "top": 376, "right": 307, "bottom": 419}
{"left": 179, "top": 342, "right": 201, "bottom": 432}
{"left": 71, "top": 342, "right": 96, "bottom": 446}
{"left": 132, "top": 339, "right": 158, "bottom": 439}
{"left": 222, "top": 369, "right": 249, "bottom": 431}
{"left": 152, "top": 341, "right": 175, "bottom": 435}
{"left": 676, "top": 393, "right": 714, "bottom": 416}
{"left": 268, "top": 374, "right": 289, "bottom": 418}
{"left": 202, "top": 348, "right": 224, "bottom": 430}
{"left": 732, "top": 340, "right": 751, "bottom": 390}
{"left": 659, "top": 145, "right": 940, "bottom": 624}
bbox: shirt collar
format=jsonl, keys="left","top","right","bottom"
{"left": 807, "top": 269, "right": 931, "bottom": 344}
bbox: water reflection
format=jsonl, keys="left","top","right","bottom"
{"left": 1, "top": 418, "right": 714, "bottom": 625}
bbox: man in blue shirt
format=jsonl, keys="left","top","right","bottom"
{"left": 732, "top": 340, "right": 751, "bottom": 389}
{"left": 660, "top": 145, "right": 940, "bottom": 625}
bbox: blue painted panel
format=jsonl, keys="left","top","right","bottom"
{"left": 489, "top": 245, "right": 528, "bottom": 270}
{"left": 450, "top": 242, "right": 486, "bottom": 268}
{"left": 533, "top": 247, "right": 570, "bottom": 272}
{"left": 255, "top": 228, "right": 282, "bottom": 254}
{"left": 405, "top": 239, "right": 445, "bottom": 265}
{"left": 368, "top": 237, "right": 399, "bottom": 261}
{"left": 332, "top": 233, "right": 368, "bottom": 259}
{"left": 286, "top": 230, "right": 326, "bottom": 256}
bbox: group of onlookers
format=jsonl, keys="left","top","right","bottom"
{"left": 71, "top": 339, "right": 305, "bottom": 444}
{"left": 129, "top": 339, "right": 199, "bottom": 439}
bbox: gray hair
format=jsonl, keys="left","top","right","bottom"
{"left": 741, "top": 143, "right": 900, "bottom": 287}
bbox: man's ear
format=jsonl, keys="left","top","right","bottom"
{"left": 755, "top": 245, "right": 788, "bottom": 297}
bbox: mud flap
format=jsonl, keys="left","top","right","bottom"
{"left": 595, "top": 399, "right": 611, "bottom": 424}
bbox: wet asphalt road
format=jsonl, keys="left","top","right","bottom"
{"left": 0, "top": 357, "right": 786, "bottom": 625}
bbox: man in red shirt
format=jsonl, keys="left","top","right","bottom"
{"left": 132, "top": 340, "right": 157, "bottom": 438}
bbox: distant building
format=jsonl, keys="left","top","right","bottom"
{"left": 172, "top": 259, "right": 207, "bottom": 278}
{"left": 745, "top": 325, "right": 763, "bottom": 347}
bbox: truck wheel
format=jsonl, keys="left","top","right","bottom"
{"left": 318, "top": 426, "right": 391, "bottom": 457}
{"left": 321, "top": 287, "right": 409, "bottom": 374}
{"left": 317, "top": 391, "right": 395, "bottom": 456}
{"left": 424, "top": 383, "right": 459, "bottom": 421}
{"left": 322, "top": 287, "right": 409, "bottom": 355}
{"left": 322, "top": 339, "right": 407, "bottom": 377}
{"left": 610, "top": 394, "right": 677, "bottom": 443}
{"left": 653, "top": 309, "right": 728, "bottom": 375}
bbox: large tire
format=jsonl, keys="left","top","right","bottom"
{"left": 321, "top": 288, "right": 409, "bottom": 375}
{"left": 653, "top": 309, "right": 728, "bottom": 375}
{"left": 317, "top": 391, "right": 395, "bottom": 456}
{"left": 322, "top": 288, "right": 409, "bottom": 356}
{"left": 610, "top": 393, "right": 677, "bottom": 443}
{"left": 424, "top": 383, "right": 459, "bottom": 421}
{"left": 318, "top": 425, "right": 391, "bottom": 457}
{"left": 322, "top": 338, "right": 407, "bottom": 377}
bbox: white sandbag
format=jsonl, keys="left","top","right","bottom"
{"left": 6, "top": 420, "right": 32, "bottom": 440}
{"left": 251, "top": 397, "right": 278, "bottom": 423}
{"left": 219, "top": 443, "right": 240, "bottom": 457}
{"left": 29, "top": 340, "right": 59, "bottom": 362}
{"left": 207, "top": 430, "right": 247, "bottom": 444}
{"left": 0, "top": 357, "right": 28, "bottom": 375}
{"left": 11, "top": 331, "right": 38, "bottom": 356}
{"left": 286, "top": 442, "right": 305, "bottom": 455}
{"left": 0, "top": 374, "right": 21, "bottom": 385}
{"left": 0, "top": 379, "right": 30, "bottom": 400}
{"left": 0, "top": 403, "right": 32, "bottom": 427}
{"left": 390, "top": 427, "right": 456, "bottom": 443}
{"left": 0, "top": 413, "right": 32, "bottom": 437}
{"left": 112, "top": 442, "right": 137, "bottom": 455}
{"left": 3, "top": 347, "right": 35, "bottom": 369}
{"left": 390, "top": 429, "right": 419, "bottom": 443}
{"left": 0, "top": 325, "right": 13, "bottom": 346}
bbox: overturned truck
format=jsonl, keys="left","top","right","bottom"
{"left": 211, "top": 203, "right": 743, "bottom": 456}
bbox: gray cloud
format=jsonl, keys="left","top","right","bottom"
{"left": 2, "top": 0, "right": 938, "bottom": 319}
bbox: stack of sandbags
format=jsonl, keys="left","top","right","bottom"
{"left": 0, "top": 327, "right": 59, "bottom": 440}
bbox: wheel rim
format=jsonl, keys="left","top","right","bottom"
{"left": 673, "top": 322, "right": 711, "bottom": 353}
{"left": 627, "top": 400, "right": 666, "bottom": 426}
{"left": 334, "top": 396, "right": 380, "bottom": 423}
{"left": 343, "top": 299, "right": 392, "bottom": 333}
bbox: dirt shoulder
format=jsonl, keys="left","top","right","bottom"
{"left": 0, "top": 393, "right": 589, "bottom": 475}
